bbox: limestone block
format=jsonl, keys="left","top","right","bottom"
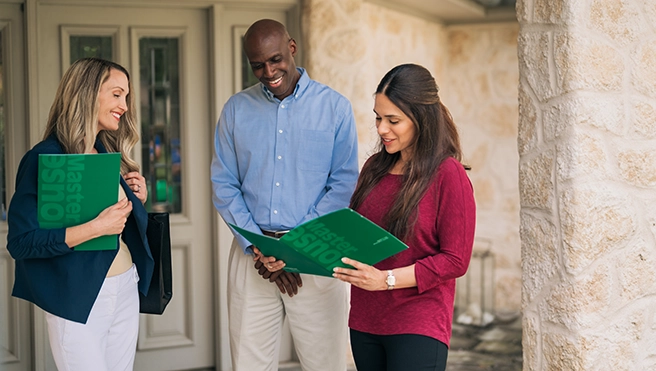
{"left": 577, "top": 309, "right": 645, "bottom": 370}
{"left": 559, "top": 185, "right": 635, "bottom": 274}
{"left": 515, "top": 0, "right": 529, "bottom": 23}
{"left": 554, "top": 32, "right": 625, "bottom": 93}
{"left": 590, "top": 0, "right": 644, "bottom": 47}
{"left": 542, "top": 100, "right": 570, "bottom": 143}
{"left": 555, "top": 130, "right": 608, "bottom": 182}
{"left": 649, "top": 201, "right": 656, "bottom": 244}
{"left": 541, "top": 265, "right": 611, "bottom": 329}
{"left": 646, "top": 0, "right": 656, "bottom": 28}
{"left": 633, "top": 98, "right": 656, "bottom": 138}
{"left": 518, "top": 82, "right": 539, "bottom": 155}
{"left": 518, "top": 31, "right": 555, "bottom": 102}
{"left": 543, "top": 332, "right": 585, "bottom": 371}
{"left": 521, "top": 212, "right": 558, "bottom": 304}
{"left": 534, "top": 0, "right": 567, "bottom": 24}
{"left": 522, "top": 314, "right": 539, "bottom": 370}
{"left": 519, "top": 150, "right": 554, "bottom": 210}
{"left": 617, "top": 242, "right": 656, "bottom": 302}
{"left": 617, "top": 146, "right": 656, "bottom": 187}
{"left": 632, "top": 38, "right": 656, "bottom": 97}
{"left": 544, "top": 94, "right": 624, "bottom": 145}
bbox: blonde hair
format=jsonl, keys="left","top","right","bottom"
{"left": 43, "top": 57, "right": 140, "bottom": 173}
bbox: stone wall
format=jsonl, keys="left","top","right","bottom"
{"left": 443, "top": 22, "right": 521, "bottom": 314}
{"left": 518, "top": 0, "right": 656, "bottom": 369}
{"left": 302, "top": 0, "right": 523, "bottom": 315}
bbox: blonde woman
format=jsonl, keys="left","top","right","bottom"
{"left": 7, "top": 58, "right": 153, "bottom": 371}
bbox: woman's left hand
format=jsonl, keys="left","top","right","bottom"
{"left": 333, "top": 257, "right": 387, "bottom": 291}
{"left": 124, "top": 171, "right": 147, "bottom": 204}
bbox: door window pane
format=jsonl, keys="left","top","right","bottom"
{"left": 139, "top": 38, "right": 181, "bottom": 213}
{"left": 241, "top": 36, "right": 259, "bottom": 90}
{"left": 0, "top": 32, "right": 6, "bottom": 220}
{"left": 70, "top": 35, "right": 113, "bottom": 63}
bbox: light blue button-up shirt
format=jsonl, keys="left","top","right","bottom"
{"left": 211, "top": 68, "right": 359, "bottom": 253}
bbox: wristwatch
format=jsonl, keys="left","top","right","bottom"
{"left": 386, "top": 270, "right": 395, "bottom": 290}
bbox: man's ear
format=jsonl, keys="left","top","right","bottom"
{"left": 289, "top": 38, "right": 298, "bottom": 57}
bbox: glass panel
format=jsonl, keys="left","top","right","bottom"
{"left": 139, "top": 38, "right": 181, "bottom": 213}
{"left": 241, "top": 36, "right": 259, "bottom": 90}
{"left": 0, "top": 32, "right": 6, "bottom": 220}
{"left": 70, "top": 35, "right": 113, "bottom": 63}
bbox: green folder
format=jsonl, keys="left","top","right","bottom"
{"left": 230, "top": 208, "right": 408, "bottom": 277}
{"left": 37, "top": 153, "right": 122, "bottom": 251}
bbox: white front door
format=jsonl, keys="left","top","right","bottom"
{"left": 34, "top": 4, "right": 214, "bottom": 370}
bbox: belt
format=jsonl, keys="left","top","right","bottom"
{"left": 261, "top": 230, "right": 289, "bottom": 239}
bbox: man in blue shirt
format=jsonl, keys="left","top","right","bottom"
{"left": 211, "top": 19, "right": 358, "bottom": 371}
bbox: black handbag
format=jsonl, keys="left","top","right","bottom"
{"left": 139, "top": 212, "right": 173, "bottom": 315}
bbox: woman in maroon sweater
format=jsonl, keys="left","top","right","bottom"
{"left": 333, "top": 64, "right": 476, "bottom": 371}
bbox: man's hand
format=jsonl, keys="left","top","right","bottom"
{"left": 254, "top": 260, "right": 303, "bottom": 297}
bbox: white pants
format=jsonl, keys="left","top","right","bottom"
{"left": 46, "top": 264, "right": 140, "bottom": 371}
{"left": 228, "top": 239, "right": 348, "bottom": 371}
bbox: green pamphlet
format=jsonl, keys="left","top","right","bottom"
{"left": 37, "top": 153, "right": 122, "bottom": 251}
{"left": 230, "top": 208, "right": 408, "bottom": 277}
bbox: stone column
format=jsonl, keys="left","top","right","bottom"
{"left": 518, "top": 0, "right": 656, "bottom": 370}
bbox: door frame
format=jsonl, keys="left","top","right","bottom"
{"left": 0, "top": 3, "right": 30, "bottom": 371}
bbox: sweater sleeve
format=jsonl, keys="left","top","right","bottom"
{"left": 6, "top": 149, "right": 72, "bottom": 260}
{"left": 415, "top": 159, "right": 476, "bottom": 294}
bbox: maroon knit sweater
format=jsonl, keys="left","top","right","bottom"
{"left": 348, "top": 157, "right": 476, "bottom": 347}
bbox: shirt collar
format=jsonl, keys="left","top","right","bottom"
{"left": 260, "top": 67, "right": 309, "bottom": 102}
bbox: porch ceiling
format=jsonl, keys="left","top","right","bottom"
{"left": 366, "top": 0, "right": 517, "bottom": 24}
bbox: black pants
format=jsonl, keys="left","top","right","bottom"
{"left": 350, "top": 329, "right": 448, "bottom": 371}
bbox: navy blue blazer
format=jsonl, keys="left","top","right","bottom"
{"left": 7, "top": 135, "right": 154, "bottom": 323}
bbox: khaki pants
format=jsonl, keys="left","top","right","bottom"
{"left": 227, "top": 239, "right": 348, "bottom": 371}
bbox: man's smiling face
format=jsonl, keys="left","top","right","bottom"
{"left": 245, "top": 32, "right": 299, "bottom": 101}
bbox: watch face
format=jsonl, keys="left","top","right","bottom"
{"left": 386, "top": 272, "right": 396, "bottom": 286}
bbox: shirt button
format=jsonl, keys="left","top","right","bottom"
{"left": 279, "top": 130, "right": 283, "bottom": 134}
{"left": 276, "top": 182, "right": 280, "bottom": 187}
{"left": 277, "top": 155, "right": 282, "bottom": 160}
{"left": 281, "top": 104, "right": 285, "bottom": 108}
{"left": 273, "top": 210, "right": 278, "bottom": 214}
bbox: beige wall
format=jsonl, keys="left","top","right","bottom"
{"left": 303, "top": 0, "right": 447, "bottom": 165}
{"left": 302, "top": 0, "right": 522, "bottom": 314}
{"left": 444, "top": 22, "right": 521, "bottom": 313}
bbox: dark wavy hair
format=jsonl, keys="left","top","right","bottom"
{"left": 350, "top": 64, "right": 463, "bottom": 241}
